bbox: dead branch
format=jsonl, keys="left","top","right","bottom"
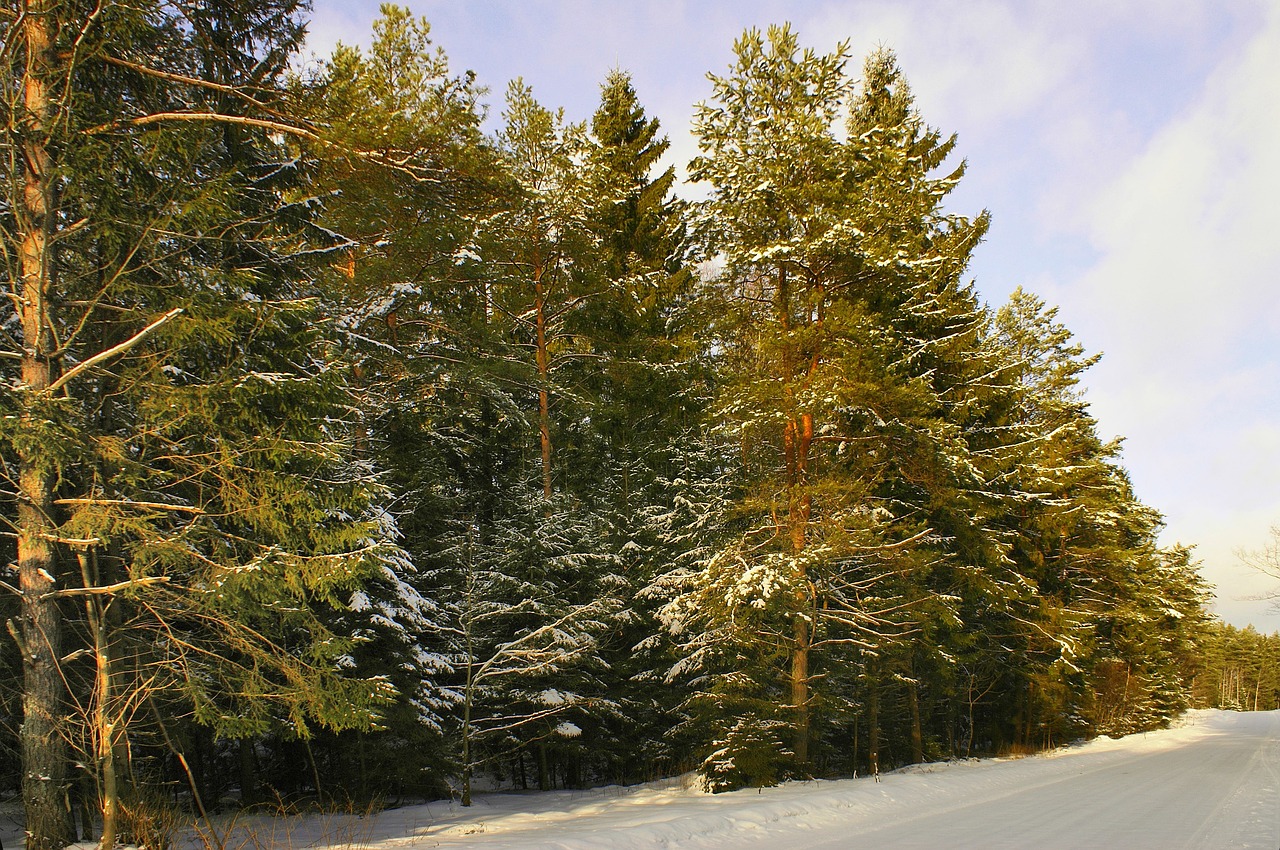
{"left": 46, "top": 307, "right": 183, "bottom": 393}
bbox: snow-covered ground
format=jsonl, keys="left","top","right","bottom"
{"left": 4, "top": 709, "right": 1278, "bottom": 849}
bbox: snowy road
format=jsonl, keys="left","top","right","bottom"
{"left": 144, "top": 710, "right": 1280, "bottom": 850}
{"left": 807, "top": 710, "right": 1280, "bottom": 849}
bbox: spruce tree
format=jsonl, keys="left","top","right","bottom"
{"left": 561, "top": 70, "right": 701, "bottom": 781}
{"left": 302, "top": 3, "right": 502, "bottom": 797}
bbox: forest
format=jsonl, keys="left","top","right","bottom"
{"left": 0, "top": 2, "right": 1270, "bottom": 849}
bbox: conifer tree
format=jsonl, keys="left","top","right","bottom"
{"left": 0, "top": 2, "right": 407, "bottom": 842}
{"left": 433, "top": 80, "right": 620, "bottom": 798}
{"left": 681, "top": 28, "right": 995, "bottom": 784}
{"left": 559, "top": 70, "right": 701, "bottom": 780}
{"left": 302, "top": 4, "right": 504, "bottom": 796}
{"left": 983, "top": 287, "right": 1211, "bottom": 743}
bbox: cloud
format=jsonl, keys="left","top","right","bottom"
{"left": 1075, "top": 2, "right": 1280, "bottom": 427}
{"left": 1059, "top": 3, "right": 1280, "bottom": 628}
{"left": 1081, "top": 3, "right": 1280, "bottom": 342}
{"left": 801, "top": 1, "right": 1082, "bottom": 131}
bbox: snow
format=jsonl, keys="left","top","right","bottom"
{"left": 312, "top": 710, "right": 1280, "bottom": 849}
{"left": 537, "top": 688, "right": 568, "bottom": 706}
{"left": 3, "top": 710, "right": 1277, "bottom": 849}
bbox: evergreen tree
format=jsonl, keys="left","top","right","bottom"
{"left": 1191, "top": 621, "right": 1280, "bottom": 711}
{"left": 983, "top": 287, "right": 1211, "bottom": 742}
{"left": 679, "top": 26, "right": 1006, "bottom": 785}
{"left": 302, "top": 3, "right": 502, "bottom": 797}
{"left": 435, "top": 80, "right": 620, "bottom": 800}
{"left": 561, "top": 70, "right": 701, "bottom": 781}
{"left": 0, "top": 1, "right": 405, "bottom": 842}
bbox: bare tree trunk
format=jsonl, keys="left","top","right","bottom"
{"left": 966, "top": 674, "right": 977, "bottom": 758}
{"left": 790, "top": 608, "right": 810, "bottom": 764}
{"left": 778, "top": 267, "right": 814, "bottom": 767}
{"left": 15, "top": 6, "right": 71, "bottom": 847}
{"left": 78, "top": 550, "right": 119, "bottom": 850}
{"left": 788, "top": 411, "right": 814, "bottom": 766}
{"left": 850, "top": 715, "right": 858, "bottom": 777}
{"left": 461, "top": 632, "right": 475, "bottom": 807}
{"left": 238, "top": 740, "right": 256, "bottom": 806}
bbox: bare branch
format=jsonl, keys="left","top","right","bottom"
{"left": 83, "top": 110, "right": 323, "bottom": 141}
{"left": 98, "top": 53, "right": 281, "bottom": 115}
{"left": 38, "top": 533, "right": 100, "bottom": 546}
{"left": 46, "top": 307, "right": 182, "bottom": 393}
{"left": 54, "top": 498, "right": 204, "bottom": 515}
{"left": 81, "top": 112, "right": 443, "bottom": 182}
{"left": 50, "top": 575, "right": 170, "bottom": 599}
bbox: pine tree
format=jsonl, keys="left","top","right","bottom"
{"left": 683, "top": 28, "right": 992, "bottom": 783}
{"left": 431, "top": 80, "right": 620, "bottom": 800}
{"left": 0, "top": 2, "right": 406, "bottom": 842}
{"left": 302, "top": 3, "right": 503, "bottom": 797}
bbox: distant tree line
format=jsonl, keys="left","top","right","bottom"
{"left": 1187, "top": 622, "right": 1280, "bottom": 712}
{"left": 0, "top": 3, "right": 1247, "bottom": 848}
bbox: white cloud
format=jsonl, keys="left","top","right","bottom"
{"left": 1080, "top": 4, "right": 1280, "bottom": 352}
{"left": 1059, "top": 3, "right": 1280, "bottom": 628}
{"left": 803, "top": 1, "right": 1081, "bottom": 130}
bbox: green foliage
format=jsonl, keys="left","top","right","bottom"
{"left": 0, "top": 7, "right": 1219, "bottom": 817}
{"left": 1190, "top": 620, "right": 1280, "bottom": 711}
{"left": 0, "top": 0, "right": 411, "bottom": 830}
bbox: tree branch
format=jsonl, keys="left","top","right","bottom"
{"left": 46, "top": 307, "right": 183, "bottom": 393}
{"left": 50, "top": 575, "right": 171, "bottom": 599}
{"left": 81, "top": 112, "right": 444, "bottom": 182}
{"left": 84, "top": 110, "right": 322, "bottom": 141}
{"left": 98, "top": 53, "right": 281, "bottom": 115}
{"left": 54, "top": 498, "right": 204, "bottom": 515}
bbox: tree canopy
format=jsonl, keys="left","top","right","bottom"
{"left": 0, "top": 7, "right": 1235, "bottom": 847}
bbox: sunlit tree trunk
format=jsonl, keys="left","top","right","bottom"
{"left": 534, "top": 251, "right": 553, "bottom": 501}
{"left": 77, "top": 549, "right": 119, "bottom": 850}
{"left": 779, "top": 267, "right": 820, "bottom": 766}
{"left": 14, "top": 5, "right": 71, "bottom": 846}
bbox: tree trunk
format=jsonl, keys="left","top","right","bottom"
{"left": 788, "top": 411, "right": 814, "bottom": 766}
{"left": 238, "top": 740, "right": 256, "bottom": 806}
{"left": 76, "top": 772, "right": 96, "bottom": 843}
{"left": 534, "top": 260, "right": 552, "bottom": 502}
{"left": 907, "top": 675, "right": 924, "bottom": 765}
{"left": 867, "top": 666, "right": 881, "bottom": 779}
{"left": 850, "top": 716, "right": 858, "bottom": 777}
{"left": 16, "top": 6, "right": 71, "bottom": 848}
{"left": 78, "top": 550, "right": 119, "bottom": 850}
{"left": 790, "top": 610, "right": 810, "bottom": 765}
{"left": 778, "top": 266, "right": 814, "bottom": 767}
{"left": 461, "top": 651, "right": 474, "bottom": 807}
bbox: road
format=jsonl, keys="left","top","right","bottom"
{"left": 803, "top": 711, "right": 1280, "bottom": 850}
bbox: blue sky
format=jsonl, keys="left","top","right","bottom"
{"left": 305, "top": 0, "right": 1280, "bottom": 631}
